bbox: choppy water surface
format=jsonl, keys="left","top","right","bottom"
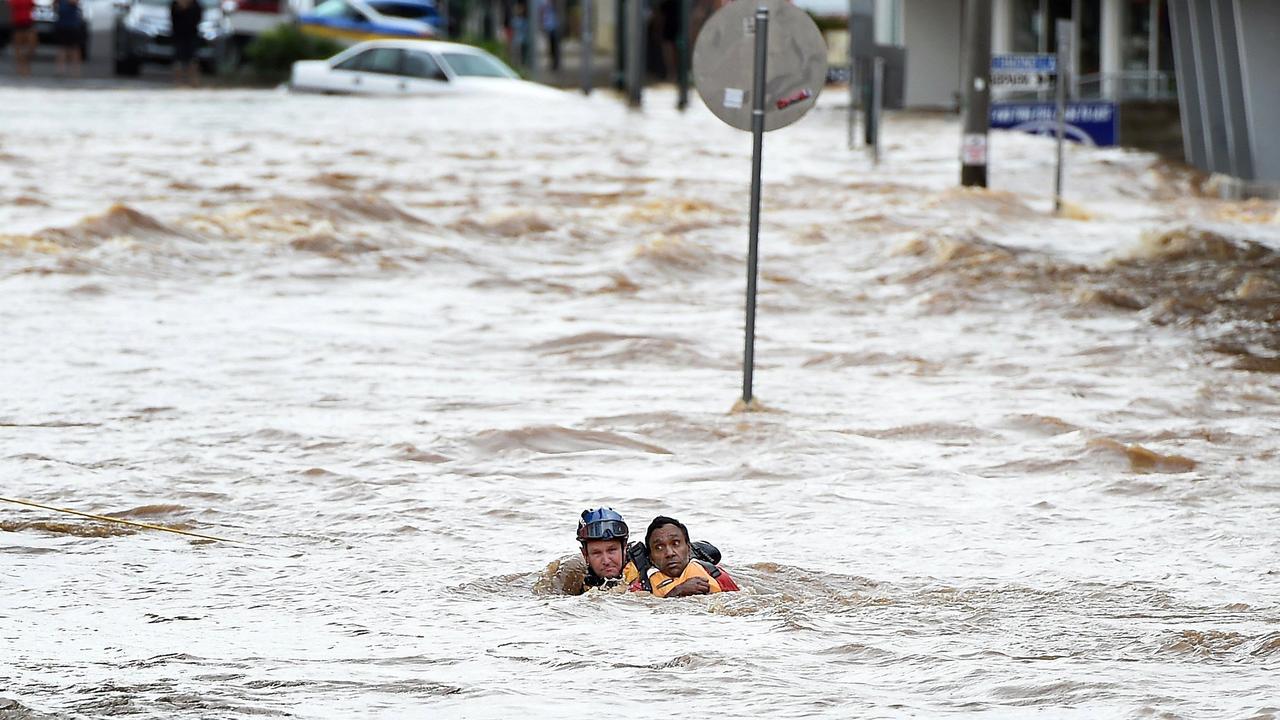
{"left": 2, "top": 87, "right": 1279, "bottom": 718}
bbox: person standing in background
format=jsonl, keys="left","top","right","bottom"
{"left": 169, "top": 0, "right": 202, "bottom": 86}
{"left": 508, "top": 1, "right": 528, "bottom": 68}
{"left": 52, "top": 0, "right": 85, "bottom": 77}
{"left": 538, "top": 0, "right": 559, "bottom": 71}
{"left": 9, "top": 0, "right": 37, "bottom": 77}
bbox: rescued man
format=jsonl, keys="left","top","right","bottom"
{"left": 574, "top": 508, "right": 726, "bottom": 594}
{"left": 626, "top": 516, "right": 739, "bottom": 597}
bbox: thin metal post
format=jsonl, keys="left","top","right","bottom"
{"left": 1037, "top": 0, "right": 1048, "bottom": 101}
{"left": 1054, "top": 18, "right": 1071, "bottom": 213}
{"left": 960, "top": 0, "right": 992, "bottom": 187}
{"left": 863, "top": 59, "right": 875, "bottom": 146}
{"left": 1038, "top": 0, "right": 1048, "bottom": 53}
{"left": 581, "top": 0, "right": 593, "bottom": 93}
{"left": 1070, "top": 0, "right": 1081, "bottom": 97}
{"left": 614, "top": 0, "right": 625, "bottom": 88}
{"left": 742, "top": 5, "right": 768, "bottom": 406}
{"left": 846, "top": 0, "right": 856, "bottom": 149}
{"left": 677, "top": 0, "right": 691, "bottom": 109}
{"left": 1148, "top": 0, "right": 1161, "bottom": 99}
{"left": 871, "top": 55, "right": 884, "bottom": 164}
{"left": 625, "top": 0, "right": 644, "bottom": 107}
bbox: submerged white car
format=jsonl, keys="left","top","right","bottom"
{"left": 290, "top": 39, "right": 560, "bottom": 97}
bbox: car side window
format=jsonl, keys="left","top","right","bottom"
{"left": 369, "top": 1, "right": 434, "bottom": 20}
{"left": 334, "top": 50, "right": 371, "bottom": 72}
{"left": 361, "top": 48, "right": 402, "bottom": 75}
{"left": 401, "top": 51, "right": 447, "bottom": 81}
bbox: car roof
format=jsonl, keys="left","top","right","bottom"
{"left": 343, "top": 39, "right": 490, "bottom": 55}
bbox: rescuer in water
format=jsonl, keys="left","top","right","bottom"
{"left": 575, "top": 508, "right": 731, "bottom": 595}
{"left": 577, "top": 507, "right": 632, "bottom": 590}
{"left": 625, "top": 516, "right": 739, "bottom": 597}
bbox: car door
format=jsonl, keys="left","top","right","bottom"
{"left": 397, "top": 49, "right": 452, "bottom": 95}
{"left": 331, "top": 46, "right": 403, "bottom": 94}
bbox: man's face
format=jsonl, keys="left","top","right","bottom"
{"left": 648, "top": 524, "right": 690, "bottom": 578}
{"left": 582, "top": 539, "right": 624, "bottom": 578}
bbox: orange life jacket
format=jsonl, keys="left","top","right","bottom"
{"left": 625, "top": 559, "right": 727, "bottom": 597}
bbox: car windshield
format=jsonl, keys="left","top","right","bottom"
{"left": 440, "top": 52, "right": 516, "bottom": 78}
{"left": 312, "top": 0, "right": 361, "bottom": 17}
{"left": 369, "top": 1, "right": 435, "bottom": 19}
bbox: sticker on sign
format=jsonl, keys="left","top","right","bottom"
{"left": 961, "top": 134, "right": 988, "bottom": 165}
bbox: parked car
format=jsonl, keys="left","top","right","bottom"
{"left": 221, "top": 0, "right": 287, "bottom": 47}
{"left": 289, "top": 39, "right": 561, "bottom": 98}
{"left": 33, "top": 0, "right": 93, "bottom": 59}
{"left": 113, "top": 0, "right": 236, "bottom": 75}
{"left": 297, "top": 0, "right": 437, "bottom": 46}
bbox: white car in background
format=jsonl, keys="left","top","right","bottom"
{"left": 290, "top": 39, "right": 561, "bottom": 98}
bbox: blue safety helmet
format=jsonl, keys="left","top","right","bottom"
{"left": 577, "top": 507, "right": 629, "bottom": 546}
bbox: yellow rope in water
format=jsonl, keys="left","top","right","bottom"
{"left": 0, "top": 496, "right": 237, "bottom": 543}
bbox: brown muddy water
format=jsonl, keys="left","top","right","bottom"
{"left": 1, "top": 87, "right": 1279, "bottom": 718}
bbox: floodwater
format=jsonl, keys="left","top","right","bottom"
{"left": 2, "top": 86, "right": 1279, "bottom": 718}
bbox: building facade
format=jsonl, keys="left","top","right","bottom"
{"left": 890, "top": 0, "right": 1175, "bottom": 109}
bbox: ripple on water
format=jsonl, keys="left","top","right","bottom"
{"left": 466, "top": 425, "right": 672, "bottom": 455}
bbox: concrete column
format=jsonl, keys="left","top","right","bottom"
{"left": 1211, "top": 1, "right": 1251, "bottom": 178}
{"left": 597, "top": 0, "right": 614, "bottom": 53}
{"left": 902, "top": 0, "right": 962, "bottom": 109}
{"left": 874, "top": 0, "right": 898, "bottom": 45}
{"left": 992, "top": 0, "right": 1014, "bottom": 54}
{"left": 1189, "top": 0, "right": 1230, "bottom": 173}
{"left": 1100, "top": 0, "right": 1124, "bottom": 98}
{"left": 1168, "top": 0, "right": 1205, "bottom": 169}
{"left": 1233, "top": 0, "right": 1280, "bottom": 182}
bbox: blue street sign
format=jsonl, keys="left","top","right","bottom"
{"left": 990, "top": 101, "right": 1119, "bottom": 147}
{"left": 991, "top": 54, "right": 1057, "bottom": 73}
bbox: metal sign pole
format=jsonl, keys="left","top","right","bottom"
{"left": 625, "top": 0, "right": 644, "bottom": 107}
{"left": 613, "top": 0, "right": 625, "bottom": 89}
{"left": 677, "top": 0, "right": 691, "bottom": 109}
{"left": 1054, "top": 19, "right": 1071, "bottom": 213}
{"left": 846, "top": 0, "right": 856, "bottom": 149}
{"left": 581, "top": 0, "right": 593, "bottom": 94}
{"left": 692, "top": 0, "right": 824, "bottom": 409}
{"left": 871, "top": 55, "right": 884, "bottom": 165}
{"left": 960, "top": 0, "right": 992, "bottom": 187}
{"left": 742, "top": 5, "right": 769, "bottom": 405}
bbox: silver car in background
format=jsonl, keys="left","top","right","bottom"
{"left": 112, "top": 0, "right": 235, "bottom": 75}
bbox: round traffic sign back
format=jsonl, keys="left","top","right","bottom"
{"left": 693, "top": 0, "right": 827, "bottom": 132}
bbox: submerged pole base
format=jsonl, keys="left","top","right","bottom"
{"left": 730, "top": 397, "right": 771, "bottom": 414}
{"left": 960, "top": 165, "right": 988, "bottom": 188}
